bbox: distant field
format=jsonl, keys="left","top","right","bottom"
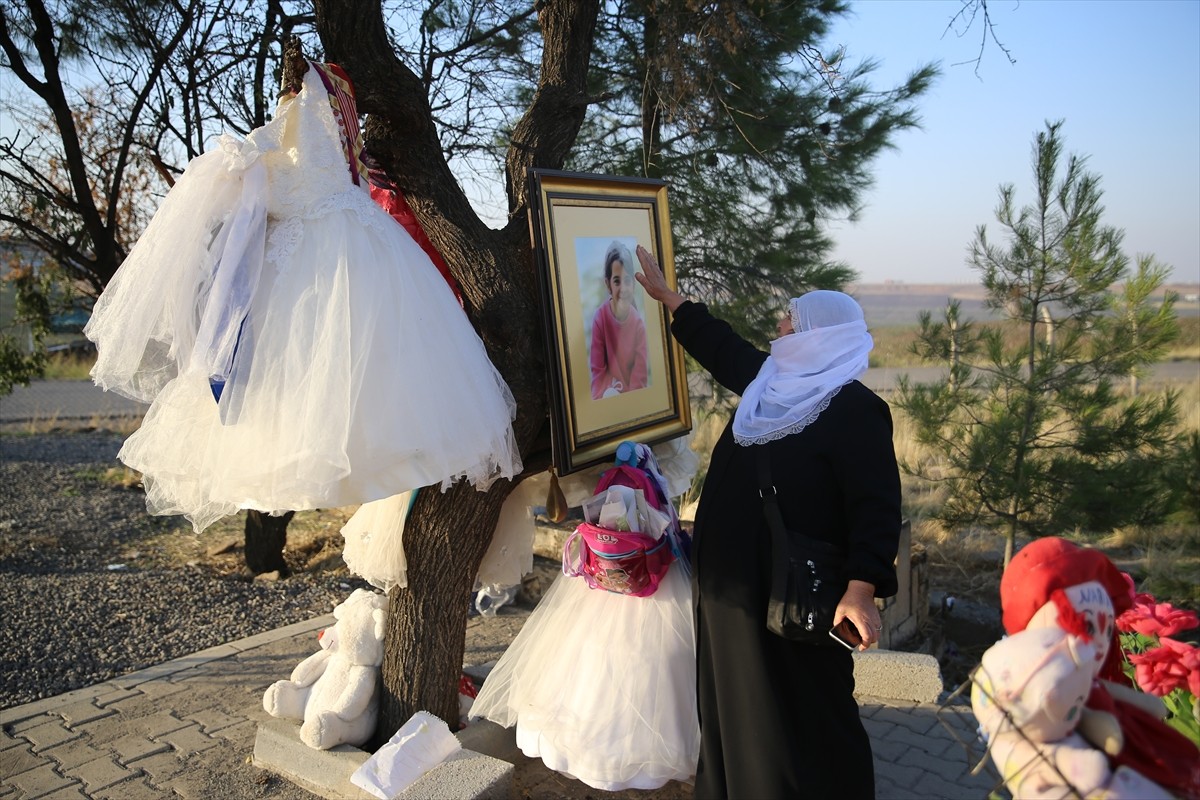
{"left": 850, "top": 282, "right": 1200, "bottom": 328}
{"left": 854, "top": 284, "right": 1200, "bottom": 368}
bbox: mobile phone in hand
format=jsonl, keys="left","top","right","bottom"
{"left": 828, "top": 620, "right": 860, "bottom": 650}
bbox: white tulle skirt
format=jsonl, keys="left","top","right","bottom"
{"left": 89, "top": 148, "right": 520, "bottom": 532}
{"left": 470, "top": 564, "right": 698, "bottom": 791}
{"left": 340, "top": 491, "right": 415, "bottom": 592}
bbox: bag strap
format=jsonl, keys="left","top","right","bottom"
{"left": 755, "top": 445, "right": 789, "bottom": 542}
{"left": 562, "top": 528, "right": 585, "bottom": 578}
{"left": 757, "top": 445, "right": 792, "bottom": 632}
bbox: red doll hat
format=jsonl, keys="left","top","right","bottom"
{"left": 1000, "top": 537, "right": 1133, "bottom": 636}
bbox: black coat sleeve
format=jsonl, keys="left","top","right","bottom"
{"left": 670, "top": 301, "right": 767, "bottom": 396}
{"left": 827, "top": 384, "right": 902, "bottom": 597}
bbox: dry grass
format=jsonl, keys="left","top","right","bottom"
{"left": 1098, "top": 523, "right": 1200, "bottom": 607}
{"left": 6, "top": 412, "right": 143, "bottom": 436}
{"left": 1169, "top": 315, "right": 1200, "bottom": 361}
{"left": 910, "top": 520, "right": 1006, "bottom": 606}
{"left": 41, "top": 350, "right": 97, "bottom": 380}
{"left": 869, "top": 315, "right": 1200, "bottom": 368}
{"left": 126, "top": 504, "right": 359, "bottom": 578}
{"left": 890, "top": 377, "right": 1200, "bottom": 612}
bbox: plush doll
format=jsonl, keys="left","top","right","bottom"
{"left": 971, "top": 537, "right": 1200, "bottom": 799}
{"left": 263, "top": 589, "right": 387, "bottom": 750}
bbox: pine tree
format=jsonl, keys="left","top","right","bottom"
{"left": 897, "top": 121, "right": 1181, "bottom": 567}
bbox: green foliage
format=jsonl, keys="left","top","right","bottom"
{"left": 0, "top": 266, "right": 54, "bottom": 395}
{"left": 567, "top": 0, "right": 937, "bottom": 346}
{"left": 895, "top": 122, "right": 1182, "bottom": 564}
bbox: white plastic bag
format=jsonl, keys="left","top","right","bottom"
{"left": 350, "top": 710, "right": 461, "bottom": 799}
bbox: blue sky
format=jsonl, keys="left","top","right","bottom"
{"left": 824, "top": 0, "right": 1200, "bottom": 285}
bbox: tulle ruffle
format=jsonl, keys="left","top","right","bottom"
{"left": 470, "top": 565, "right": 698, "bottom": 791}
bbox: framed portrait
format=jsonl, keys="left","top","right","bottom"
{"left": 529, "top": 168, "right": 691, "bottom": 475}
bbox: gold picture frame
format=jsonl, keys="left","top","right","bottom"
{"left": 529, "top": 168, "right": 691, "bottom": 475}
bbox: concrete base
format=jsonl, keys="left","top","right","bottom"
{"left": 851, "top": 650, "right": 944, "bottom": 703}
{"left": 253, "top": 717, "right": 513, "bottom": 800}
{"left": 253, "top": 717, "right": 373, "bottom": 799}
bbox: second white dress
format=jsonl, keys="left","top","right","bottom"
{"left": 470, "top": 559, "right": 698, "bottom": 790}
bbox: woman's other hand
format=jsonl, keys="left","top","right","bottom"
{"left": 634, "top": 245, "right": 685, "bottom": 312}
{"left": 833, "top": 579, "right": 882, "bottom": 651}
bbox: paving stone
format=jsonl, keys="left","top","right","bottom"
{"left": 56, "top": 701, "right": 116, "bottom": 728}
{"left": 70, "top": 714, "right": 135, "bottom": 748}
{"left": 874, "top": 778, "right": 925, "bottom": 799}
{"left": 913, "top": 768, "right": 997, "bottom": 800}
{"left": 7, "top": 715, "right": 54, "bottom": 734}
{"left": 892, "top": 729, "right": 960, "bottom": 760}
{"left": 858, "top": 702, "right": 887, "bottom": 718}
{"left": 185, "top": 708, "right": 241, "bottom": 734}
{"left": 109, "top": 733, "right": 173, "bottom": 766}
{"left": 872, "top": 705, "right": 940, "bottom": 736}
{"left": 135, "top": 713, "right": 190, "bottom": 739}
{"left": 132, "top": 680, "right": 190, "bottom": 702}
{"left": 91, "top": 687, "right": 142, "bottom": 708}
{"left": 36, "top": 785, "right": 89, "bottom": 800}
{"left": 898, "top": 747, "right": 973, "bottom": 783}
{"left": 211, "top": 718, "right": 257, "bottom": 745}
{"left": 876, "top": 760, "right": 924, "bottom": 789}
{"left": 6, "top": 763, "right": 78, "bottom": 798}
{"left": 65, "top": 755, "right": 142, "bottom": 792}
{"left": 0, "top": 728, "right": 25, "bottom": 752}
{"left": 92, "top": 776, "right": 169, "bottom": 800}
{"left": 93, "top": 694, "right": 163, "bottom": 723}
{"left": 869, "top": 736, "right": 911, "bottom": 764}
{"left": 20, "top": 720, "right": 82, "bottom": 754}
{"left": 41, "top": 738, "right": 109, "bottom": 770}
{"left": 158, "top": 724, "right": 220, "bottom": 756}
{"left": 0, "top": 743, "right": 43, "bottom": 781}
{"left": 129, "top": 750, "right": 184, "bottom": 784}
{"left": 862, "top": 716, "right": 898, "bottom": 741}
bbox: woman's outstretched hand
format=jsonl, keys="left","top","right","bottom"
{"left": 635, "top": 245, "right": 686, "bottom": 312}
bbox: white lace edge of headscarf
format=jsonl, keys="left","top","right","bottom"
{"left": 732, "top": 384, "right": 844, "bottom": 446}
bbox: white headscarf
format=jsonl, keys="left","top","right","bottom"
{"left": 732, "top": 290, "right": 873, "bottom": 446}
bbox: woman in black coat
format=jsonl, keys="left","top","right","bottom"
{"left": 635, "top": 246, "right": 902, "bottom": 799}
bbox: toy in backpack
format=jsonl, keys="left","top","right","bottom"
{"left": 562, "top": 442, "right": 690, "bottom": 598}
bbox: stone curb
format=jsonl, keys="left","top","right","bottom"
{"left": 0, "top": 615, "right": 332, "bottom": 727}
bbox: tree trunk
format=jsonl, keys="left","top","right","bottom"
{"left": 374, "top": 481, "right": 513, "bottom": 741}
{"left": 313, "top": 0, "right": 600, "bottom": 740}
{"left": 244, "top": 510, "right": 294, "bottom": 576}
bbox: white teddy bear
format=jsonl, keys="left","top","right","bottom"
{"left": 263, "top": 588, "right": 387, "bottom": 750}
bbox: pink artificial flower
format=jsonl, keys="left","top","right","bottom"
{"left": 1116, "top": 594, "right": 1200, "bottom": 638}
{"left": 1128, "top": 636, "right": 1200, "bottom": 698}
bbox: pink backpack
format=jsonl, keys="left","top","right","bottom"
{"left": 562, "top": 465, "right": 677, "bottom": 598}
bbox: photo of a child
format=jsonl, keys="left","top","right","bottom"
{"left": 584, "top": 239, "right": 650, "bottom": 400}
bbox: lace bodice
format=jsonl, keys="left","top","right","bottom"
{"left": 227, "top": 69, "right": 388, "bottom": 269}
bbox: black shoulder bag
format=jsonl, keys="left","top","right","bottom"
{"left": 757, "top": 445, "right": 848, "bottom": 643}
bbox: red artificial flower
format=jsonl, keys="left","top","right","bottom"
{"left": 1128, "top": 636, "right": 1200, "bottom": 698}
{"left": 1116, "top": 594, "right": 1200, "bottom": 638}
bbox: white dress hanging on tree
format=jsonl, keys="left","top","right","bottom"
{"left": 85, "top": 65, "right": 521, "bottom": 532}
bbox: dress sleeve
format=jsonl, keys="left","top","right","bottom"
{"left": 831, "top": 387, "right": 902, "bottom": 597}
{"left": 669, "top": 301, "right": 766, "bottom": 396}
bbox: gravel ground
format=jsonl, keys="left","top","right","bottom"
{"left": 0, "top": 429, "right": 363, "bottom": 709}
